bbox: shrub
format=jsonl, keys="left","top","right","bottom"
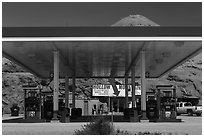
{"left": 74, "top": 116, "right": 114, "bottom": 135}
{"left": 115, "top": 128, "right": 129, "bottom": 135}
{"left": 75, "top": 117, "right": 180, "bottom": 135}
{"left": 135, "top": 131, "right": 162, "bottom": 135}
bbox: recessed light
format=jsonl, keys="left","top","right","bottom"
{"left": 28, "top": 53, "right": 36, "bottom": 58}
{"left": 149, "top": 66, "right": 155, "bottom": 70}
{"left": 174, "top": 41, "right": 184, "bottom": 47}
{"left": 36, "top": 60, "right": 43, "bottom": 64}
{"left": 162, "top": 52, "right": 171, "bottom": 58}
{"left": 155, "top": 58, "right": 163, "bottom": 64}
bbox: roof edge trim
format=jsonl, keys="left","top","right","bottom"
{"left": 3, "top": 27, "right": 202, "bottom": 37}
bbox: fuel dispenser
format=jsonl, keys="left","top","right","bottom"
{"left": 24, "top": 84, "right": 67, "bottom": 122}
{"left": 41, "top": 92, "right": 66, "bottom": 121}
{"left": 156, "top": 85, "right": 181, "bottom": 122}
{"left": 23, "top": 85, "right": 41, "bottom": 120}
{"left": 146, "top": 91, "right": 158, "bottom": 120}
{"left": 41, "top": 92, "right": 53, "bottom": 121}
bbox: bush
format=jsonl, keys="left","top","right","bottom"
{"left": 115, "top": 128, "right": 129, "bottom": 135}
{"left": 74, "top": 117, "right": 114, "bottom": 135}
{"left": 135, "top": 131, "right": 162, "bottom": 135}
{"left": 74, "top": 116, "right": 182, "bottom": 135}
{"left": 74, "top": 116, "right": 130, "bottom": 135}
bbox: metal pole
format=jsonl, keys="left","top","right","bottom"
{"left": 141, "top": 50, "right": 147, "bottom": 120}
{"left": 24, "top": 89, "right": 26, "bottom": 119}
{"left": 111, "top": 97, "right": 113, "bottom": 125}
{"left": 65, "top": 73, "right": 69, "bottom": 108}
{"left": 131, "top": 66, "right": 136, "bottom": 110}
{"left": 125, "top": 43, "right": 129, "bottom": 108}
{"left": 131, "top": 44, "right": 138, "bottom": 122}
{"left": 72, "top": 75, "right": 76, "bottom": 108}
{"left": 117, "top": 99, "right": 120, "bottom": 112}
{"left": 39, "top": 88, "right": 42, "bottom": 119}
{"left": 108, "top": 97, "right": 111, "bottom": 113}
{"left": 131, "top": 45, "right": 136, "bottom": 110}
{"left": 125, "top": 75, "right": 129, "bottom": 108}
{"left": 64, "top": 73, "right": 70, "bottom": 122}
{"left": 72, "top": 46, "right": 76, "bottom": 108}
{"left": 53, "top": 51, "right": 59, "bottom": 120}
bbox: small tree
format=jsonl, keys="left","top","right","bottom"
{"left": 74, "top": 117, "right": 114, "bottom": 135}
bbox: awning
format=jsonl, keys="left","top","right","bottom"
{"left": 2, "top": 27, "right": 202, "bottom": 79}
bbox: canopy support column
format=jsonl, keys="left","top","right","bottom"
{"left": 125, "top": 45, "right": 129, "bottom": 108}
{"left": 141, "top": 50, "right": 147, "bottom": 120}
{"left": 61, "top": 72, "right": 70, "bottom": 123}
{"left": 65, "top": 73, "right": 69, "bottom": 109}
{"left": 125, "top": 75, "right": 129, "bottom": 108}
{"left": 131, "top": 65, "right": 135, "bottom": 108}
{"left": 72, "top": 46, "right": 76, "bottom": 108}
{"left": 53, "top": 51, "right": 59, "bottom": 121}
{"left": 72, "top": 75, "right": 76, "bottom": 108}
{"left": 131, "top": 64, "right": 139, "bottom": 122}
{"left": 65, "top": 73, "right": 70, "bottom": 122}
{"left": 117, "top": 99, "right": 120, "bottom": 112}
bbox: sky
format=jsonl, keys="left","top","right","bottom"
{"left": 2, "top": 2, "right": 202, "bottom": 27}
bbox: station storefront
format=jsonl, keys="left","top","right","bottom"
{"left": 92, "top": 84, "right": 141, "bottom": 114}
{"left": 23, "top": 83, "right": 142, "bottom": 119}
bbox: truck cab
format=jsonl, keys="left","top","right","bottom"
{"left": 176, "top": 102, "right": 202, "bottom": 116}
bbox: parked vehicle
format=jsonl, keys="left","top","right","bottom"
{"left": 176, "top": 102, "right": 202, "bottom": 116}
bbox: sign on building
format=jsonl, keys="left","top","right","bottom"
{"left": 92, "top": 85, "right": 141, "bottom": 97}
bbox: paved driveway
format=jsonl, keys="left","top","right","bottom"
{"left": 2, "top": 116, "right": 202, "bottom": 135}
{"left": 114, "top": 116, "right": 202, "bottom": 135}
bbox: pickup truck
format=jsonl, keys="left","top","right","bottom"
{"left": 176, "top": 102, "right": 202, "bottom": 116}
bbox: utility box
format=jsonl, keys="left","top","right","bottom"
{"left": 10, "top": 104, "right": 20, "bottom": 116}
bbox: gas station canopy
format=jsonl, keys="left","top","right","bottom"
{"left": 2, "top": 27, "right": 202, "bottom": 79}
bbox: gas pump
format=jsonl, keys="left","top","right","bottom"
{"left": 41, "top": 92, "right": 53, "bottom": 121}
{"left": 23, "top": 85, "right": 41, "bottom": 120}
{"left": 24, "top": 82, "right": 66, "bottom": 122}
{"left": 41, "top": 92, "right": 65, "bottom": 121}
{"left": 146, "top": 91, "right": 158, "bottom": 120}
{"left": 156, "top": 85, "right": 181, "bottom": 122}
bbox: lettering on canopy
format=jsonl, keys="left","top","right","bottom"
{"left": 92, "top": 85, "right": 141, "bottom": 97}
